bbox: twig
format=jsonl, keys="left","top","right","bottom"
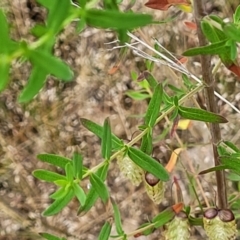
{"left": 193, "top": 0, "right": 227, "bottom": 209}
{"left": 123, "top": 32, "right": 240, "bottom": 114}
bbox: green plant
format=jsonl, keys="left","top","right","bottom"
{"left": 1, "top": 0, "right": 240, "bottom": 239}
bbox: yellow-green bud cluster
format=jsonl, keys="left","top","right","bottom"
{"left": 117, "top": 154, "right": 143, "bottom": 186}
{"left": 164, "top": 211, "right": 190, "bottom": 240}
{"left": 203, "top": 208, "right": 237, "bottom": 240}
{"left": 144, "top": 172, "right": 165, "bottom": 204}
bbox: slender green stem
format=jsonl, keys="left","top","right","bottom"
{"left": 114, "top": 222, "right": 155, "bottom": 240}
{"left": 83, "top": 83, "right": 205, "bottom": 179}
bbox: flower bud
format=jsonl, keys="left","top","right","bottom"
{"left": 144, "top": 172, "right": 165, "bottom": 204}
{"left": 117, "top": 153, "right": 143, "bottom": 186}
{"left": 164, "top": 211, "right": 190, "bottom": 240}
{"left": 203, "top": 208, "right": 237, "bottom": 240}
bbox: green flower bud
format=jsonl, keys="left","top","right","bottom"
{"left": 164, "top": 211, "right": 190, "bottom": 240}
{"left": 203, "top": 208, "right": 237, "bottom": 240}
{"left": 144, "top": 172, "right": 165, "bottom": 204}
{"left": 117, "top": 153, "right": 143, "bottom": 186}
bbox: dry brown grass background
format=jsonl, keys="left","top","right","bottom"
{"left": 0, "top": 0, "right": 240, "bottom": 239}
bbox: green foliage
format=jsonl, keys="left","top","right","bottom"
{"left": 183, "top": 11, "right": 240, "bottom": 71}
{"left": 152, "top": 207, "right": 175, "bottom": 228}
{"left": 3, "top": 1, "right": 239, "bottom": 239}
{"left": 33, "top": 170, "right": 67, "bottom": 182}
{"left": 127, "top": 146, "right": 169, "bottom": 181}
{"left": 84, "top": 9, "right": 152, "bottom": 29}
{"left": 98, "top": 220, "right": 112, "bottom": 240}
{"left": 37, "top": 154, "right": 72, "bottom": 169}
{"left": 101, "top": 117, "right": 112, "bottom": 160}
{"left": 80, "top": 118, "right": 123, "bottom": 150}
{"left": 90, "top": 172, "right": 109, "bottom": 203}
{"left": 43, "top": 188, "right": 75, "bottom": 216}
{"left": 178, "top": 106, "right": 228, "bottom": 123}
{"left": 78, "top": 163, "right": 109, "bottom": 215}
{"left": 144, "top": 83, "right": 163, "bottom": 127}
{"left": 34, "top": 152, "right": 87, "bottom": 217}
{"left": 40, "top": 232, "right": 66, "bottom": 240}
{"left": 0, "top": 0, "right": 153, "bottom": 102}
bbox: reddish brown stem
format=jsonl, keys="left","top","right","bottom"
{"left": 193, "top": 0, "right": 227, "bottom": 209}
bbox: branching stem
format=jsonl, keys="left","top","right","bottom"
{"left": 193, "top": 0, "right": 227, "bottom": 209}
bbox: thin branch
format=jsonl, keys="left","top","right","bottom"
{"left": 193, "top": 0, "right": 227, "bottom": 209}
{"left": 118, "top": 32, "right": 240, "bottom": 114}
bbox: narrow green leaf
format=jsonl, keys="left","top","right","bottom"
{"left": 135, "top": 223, "right": 155, "bottom": 236}
{"left": 39, "top": 232, "right": 66, "bottom": 240}
{"left": 182, "top": 74, "right": 194, "bottom": 89}
{"left": 37, "top": 0, "right": 56, "bottom": 9}
{"left": 128, "top": 147, "right": 169, "bottom": 181}
{"left": 103, "top": 0, "right": 119, "bottom": 10}
{"left": 33, "top": 169, "right": 66, "bottom": 182}
{"left": 80, "top": 118, "right": 123, "bottom": 150}
{"left": 183, "top": 40, "right": 228, "bottom": 56}
{"left": 37, "top": 0, "right": 71, "bottom": 33}
{"left": 144, "top": 83, "right": 163, "bottom": 127}
{"left": 78, "top": 163, "right": 109, "bottom": 215}
{"left": 198, "top": 165, "right": 230, "bottom": 175}
{"left": 125, "top": 91, "right": 150, "bottom": 100}
{"left": 27, "top": 49, "right": 73, "bottom": 81}
{"left": 117, "top": 29, "right": 129, "bottom": 44}
{"left": 152, "top": 207, "right": 175, "bottom": 228}
{"left": 178, "top": 106, "right": 228, "bottom": 123}
{"left": 112, "top": 198, "right": 124, "bottom": 235}
{"left": 76, "top": 19, "right": 86, "bottom": 33}
{"left": 140, "top": 128, "right": 153, "bottom": 155}
{"left": 173, "top": 96, "right": 179, "bottom": 107}
{"left": 220, "top": 156, "right": 240, "bottom": 171}
{"left": 169, "top": 108, "right": 179, "bottom": 121}
{"left": 43, "top": 188, "right": 74, "bottom": 216}
{"left": 202, "top": 17, "right": 233, "bottom": 66}
{"left": 73, "top": 183, "right": 86, "bottom": 206}
{"left": 90, "top": 173, "right": 109, "bottom": 203}
{"left": 30, "top": 24, "right": 47, "bottom": 37}
{"left": 168, "top": 84, "right": 185, "bottom": 95}
{"left": 98, "top": 220, "right": 112, "bottom": 240}
{"left": 78, "top": 187, "right": 98, "bottom": 216}
{"left": 54, "top": 179, "right": 68, "bottom": 187}
{"left": 85, "top": 9, "right": 152, "bottom": 29}
{"left": 201, "top": 21, "right": 220, "bottom": 43}
{"left": 226, "top": 39, "right": 237, "bottom": 60}
{"left": 77, "top": 0, "right": 87, "bottom": 8}
{"left": 101, "top": 117, "right": 112, "bottom": 160}
{"left": 46, "top": 0, "right": 71, "bottom": 32}
{"left": 0, "top": 56, "right": 10, "bottom": 91}
{"left": 217, "top": 145, "right": 229, "bottom": 156}
{"left": 65, "top": 163, "right": 74, "bottom": 181}
{"left": 50, "top": 187, "right": 68, "bottom": 200}
{"left": 208, "top": 16, "right": 227, "bottom": 41}
{"left": 234, "top": 5, "right": 240, "bottom": 23}
{"left": 222, "top": 141, "right": 240, "bottom": 153}
{"left": 0, "top": 10, "right": 10, "bottom": 53}
{"left": 73, "top": 152, "right": 83, "bottom": 180}
{"left": 37, "top": 154, "right": 72, "bottom": 169}
{"left": 18, "top": 67, "right": 47, "bottom": 103}
{"left": 144, "top": 71, "right": 158, "bottom": 89}
{"left": 223, "top": 23, "right": 240, "bottom": 42}
{"left": 227, "top": 172, "right": 240, "bottom": 181}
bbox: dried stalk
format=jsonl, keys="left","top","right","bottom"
{"left": 193, "top": 0, "right": 227, "bottom": 209}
